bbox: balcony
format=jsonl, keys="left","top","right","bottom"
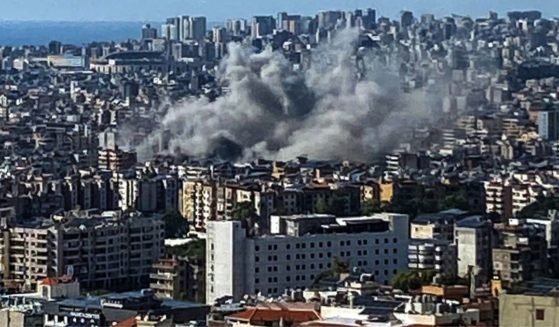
{"left": 150, "top": 273, "right": 175, "bottom": 281}
{"left": 149, "top": 282, "right": 174, "bottom": 292}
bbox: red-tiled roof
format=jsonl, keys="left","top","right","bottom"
{"left": 227, "top": 305, "right": 320, "bottom": 324}
{"left": 40, "top": 277, "right": 58, "bottom": 286}
{"left": 113, "top": 317, "right": 137, "bottom": 327}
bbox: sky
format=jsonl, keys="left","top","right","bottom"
{"left": 0, "top": 0, "right": 558, "bottom": 22}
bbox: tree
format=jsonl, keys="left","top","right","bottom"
{"left": 232, "top": 201, "right": 256, "bottom": 220}
{"left": 360, "top": 199, "right": 392, "bottom": 216}
{"left": 163, "top": 210, "right": 188, "bottom": 238}
{"left": 332, "top": 257, "right": 350, "bottom": 274}
{"left": 441, "top": 192, "right": 469, "bottom": 211}
{"left": 518, "top": 195, "right": 559, "bottom": 218}
{"left": 314, "top": 198, "right": 329, "bottom": 214}
{"left": 391, "top": 270, "right": 431, "bottom": 292}
{"left": 166, "top": 238, "right": 205, "bottom": 261}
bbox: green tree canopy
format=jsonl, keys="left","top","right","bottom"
{"left": 163, "top": 210, "right": 188, "bottom": 238}
{"left": 232, "top": 201, "right": 256, "bottom": 220}
{"left": 392, "top": 270, "right": 433, "bottom": 292}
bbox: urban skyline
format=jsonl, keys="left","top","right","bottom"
{"left": 0, "top": 0, "right": 558, "bottom": 22}
{"left": 1, "top": 3, "right": 559, "bottom": 326}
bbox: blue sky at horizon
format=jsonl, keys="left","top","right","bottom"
{"left": 1, "top": 0, "right": 558, "bottom": 22}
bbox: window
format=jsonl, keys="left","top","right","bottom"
{"left": 536, "top": 309, "right": 545, "bottom": 321}
{"left": 286, "top": 244, "right": 291, "bottom": 250}
{"left": 255, "top": 267, "right": 259, "bottom": 273}
{"left": 286, "top": 254, "right": 291, "bottom": 260}
{"left": 393, "top": 238, "right": 398, "bottom": 243}
{"left": 255, "top": 256, "right": 260, "bottom": 262}
{"left": 384, "top": 238, "right": 389, "bottom": 243}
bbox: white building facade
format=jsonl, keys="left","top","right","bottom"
{"left": 206, "top": 213, "right": 409, "bottom": 303}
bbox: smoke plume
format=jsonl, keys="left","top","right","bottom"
{"left": 134, "top": 29, "right": 442, "bottom": 162}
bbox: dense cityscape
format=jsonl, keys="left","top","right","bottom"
{"left": 0, "top": 5, "right": 558, "bottom": 327}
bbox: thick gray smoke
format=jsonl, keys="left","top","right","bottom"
{"left": 135, "top": 29, "right": 441, "bottom": 162}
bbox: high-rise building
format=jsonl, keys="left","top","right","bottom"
{"left": 141, "top": 24, "right": 158, "bottom": 40}
{"left": 401, "top": 10, "right": 414, "bottom": 28}
{"left": 206, "top": 213, "right": 409, "bottom": 303}
{"left": 538, "top": 109, "right": 559, "bottom": 141}
{"left": 225, "top": 18, "right": 247, "bottom": 36}
{"left": 189, "top": 16, "right": 207, "bottom": 41}
{"left": 317, "top": 11, "right": 342, "bottom": 30}
{"left": 251, "top": 16, "right": 275, "bottom": 39}
{"left": 163, "top": 17, "right": 181, "bottom": 41}
{"left": 212, "top": 26, "right": 227, "bottom": 43}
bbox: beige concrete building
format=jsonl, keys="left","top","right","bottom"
{"left": 179, "top": 179, "right": 216, "bottom": 231}
{"left": 500, "top": 292, "right": 559, "bottom": 327}
{"left": 0, "top": 210, "right": 164, "bottom": 291}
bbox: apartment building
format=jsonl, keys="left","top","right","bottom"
{"left": 206, "top": 213, "right": 409, "bottom": 304}
{"left": 483, "top": 178, "right": 513, "bottom": 219}
{"left": 97, "top": 147, "right": 137, "bottom": 171}
{"left": 455, "top": 216, "right": 493, "bottom": 282}
{"left": 179, "top": 179, "right": 216, "bottom": 231}
{"left": 149, "top": 255, "right": 205, "bottom": 302}
{"left": 0, "top": 210, "right": 164, "bottom": 291}
{"left": 411, "top": 209, "right": 469, "bottom": 242}
{"left": 408, "top": 239, "right": 457, "bottom": 282}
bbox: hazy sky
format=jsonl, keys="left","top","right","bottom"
{"left": 1, "top": 0, "right": 558, "bottom": 22}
